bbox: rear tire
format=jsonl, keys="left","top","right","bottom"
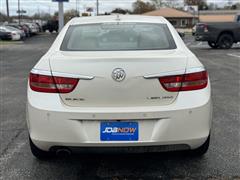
{"left": 217, "top": 34, "right": 233, "bottom": 49}
{"left": 208, "top": 41, "right": 218, "bottom": 49}
{"left": 29, "top": 136, "right": 54, "bottom": 160}
{"left": 190, "top": 135, "right": 210, "bottom": 156}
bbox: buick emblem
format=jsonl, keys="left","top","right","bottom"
{"left": 112, "top": 68, "right": 126, "bottom": 82}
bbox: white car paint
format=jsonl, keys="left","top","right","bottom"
{"left": 27, "top": 15, "right": 212, "bottom": 154}
{"left": 24, "top": 23, "right": 38, "bottom": 33}
{"left": 0, "top": 26, "right": 21, "bottom": 41}
{"left": 11, "top": 32, "right": 21, "bottom": 41}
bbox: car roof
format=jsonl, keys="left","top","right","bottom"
{"left": 70, "top": 15, "right": 168, "bottom": 25}
{"left": 0, "top": 26, "right": 17, "bottom": 31}
{"left": 0, "top": 26, "right": 8, "bottom": 29}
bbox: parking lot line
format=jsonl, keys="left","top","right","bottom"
{"left": 227, "top": 53, "right": 240, "bottom": 59}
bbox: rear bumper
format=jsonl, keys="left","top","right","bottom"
{"left": 11, "top": 34, "right": 21, "bottom": 41}
{"left": 27, "top": 85, "right": 212, "bottom": 152}
{"left": 50, "top": 144, "right": 191, "bottom": 154}
{"left": 195, "top": 33, "right": 216, "bottom": 42}
{"left": 0, "top": 35, "right": 12, "bottom": 40}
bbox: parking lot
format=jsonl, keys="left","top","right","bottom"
{"left": 0, "top": 34, "right": 239, "bottom": 179}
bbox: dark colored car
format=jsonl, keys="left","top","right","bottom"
{"left": 42, "top": 20, "right": 58, "bottom": 33}
{"left": 0, "top": 30, "right": 12, "bottom": 40}
{"left": 195, "top": 14, "right": 240, "bottom": 49}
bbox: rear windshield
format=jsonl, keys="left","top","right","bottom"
{"left": 60, "top": 23, "right": 176, "bottom": 51}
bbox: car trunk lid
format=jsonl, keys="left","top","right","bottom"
{"left": 49, "top": 50, "right": 188, "bottom": 107}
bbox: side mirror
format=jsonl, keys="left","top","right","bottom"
{"left": 178, "top": 31, "right": 185, "bottom": 38}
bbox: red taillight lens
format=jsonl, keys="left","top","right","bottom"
{"left": 198, "top": 23, "right": 208, "bottom": 32}
{"left": 159, "top": 75, "right": 183, "bottom": 92}
{"left": 159, "top": 71, "right": 208, "bottom": 92}
{"left": 29, "top": 73, "right": 79, "bottom": 93}
{"left": 204, "top": 25, "right": 208, "bottom": 32}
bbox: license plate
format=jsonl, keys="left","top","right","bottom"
{"left": 100, "top": 122, "right": 139, "bottom": 141}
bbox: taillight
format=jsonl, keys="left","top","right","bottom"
{"left": 159, "top": 71, "right": 208, "bottom": 92}
{"left": 29, "top": 73, "right": 79, "bottom": 93}
{"left": 198, "top": 23, "right": 208, "bottom": 32}
{"left": 204, "top": 24, "right": 208, "bottom": 32}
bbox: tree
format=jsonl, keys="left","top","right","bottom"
{"left": 0, "top": 12, "right": 10, "bottom": 22}
{"left": 32, "top": 13, "right": 41, "bottom": 19}
{"left": 40, "top": 13, "right": 52, "bottom": 21}
{"left": 184, "top": 0, "right": 208, "bottom": 10}
{"left": 164, "top": 0, "right": 180, "bottom": 8}
{"left": 111, "top": 8, "right": 131, "bottom": 14}
{"left": 231, "top": 3, "right": 240, "bottom": 10}
{"left": 151, "top": 0, "right": 181, "bottom": 9}
{"left": 208, "top": 3, "right": 217, "bottom": 10}
{"left": 150, "top": 0, "right": 164, "bottom": 9}
{"left": 132, "top": 0, "right": 156, "bottom": 14}
{"left": 53, "top": 11, "right": 58, "bottom": 21}
{"left": 64, "top": 9, "right": 79, "bottom": 23}
{"left": 81, "top": 12, "right": 89, "bottom": 16}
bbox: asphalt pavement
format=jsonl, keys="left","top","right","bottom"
{"left": 0, "top": 34, "right": 240, "bottom": 179}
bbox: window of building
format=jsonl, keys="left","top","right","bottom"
{"left": 181, "top": 19, "right": 187, "bottom": 27}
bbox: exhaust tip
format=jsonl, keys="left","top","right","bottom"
{"left": 55, "top": 148, "right": 72, "bottom": 157}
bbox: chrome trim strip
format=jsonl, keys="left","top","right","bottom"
{"left": 31, "top": 68, "right": 95, "bottom": 80}
{"left": 143, "top": 70, "right": 185, "bottom": 79}
{"left": 31, "top": 69, "right": 52, "bottom": 76}
{"left": 143, "top": 67, "right": 205, "bottom": 79}
{"left": 69, "top": 117, "right": 168, "bottom": 121}
{"left": 185, "top": 66, "right": 205, "bottom": 74}
{"left": 51, "top": 72, "right": 95, "bottom": 80}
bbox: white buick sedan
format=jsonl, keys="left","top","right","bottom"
{"left": 27, "top": 15, "right": 212, "bottom": 159}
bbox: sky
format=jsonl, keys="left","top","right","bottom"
{"left": 0, "top": 0, "right": 239, "bottom": 16}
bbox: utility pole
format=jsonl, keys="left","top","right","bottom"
{"left": 18, "top": 0, "right": 20, "bottom": 24}
{"left": 76, "top": 0, "right": 78, "bottom": 15}
{"left": 53, "top": 0, "right": 68, "bottom": 32}
{"left": 6, "top": 0, "right": 9, "bottom": 18}
{"left": 96, "top": 0, "right": 99, "bottom": 16}
{"left": 58, "top": 2, "right": 64, "bottom": 32}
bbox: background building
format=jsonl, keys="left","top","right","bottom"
{"left": 144, "top": 8, "right": 199, "bottom": 28}
{"left": 199, "top": 10, "right": 239, "bottom": 22}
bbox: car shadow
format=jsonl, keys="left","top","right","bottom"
{"left": 35, "top": 151, "right": 206, "bottom": 179}
{"left": 195, "top": 46, "right": 240, "bottom": 51}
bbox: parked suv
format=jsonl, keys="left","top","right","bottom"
{"left": 42, "top": 20, "right": 58, "bottom": 33}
